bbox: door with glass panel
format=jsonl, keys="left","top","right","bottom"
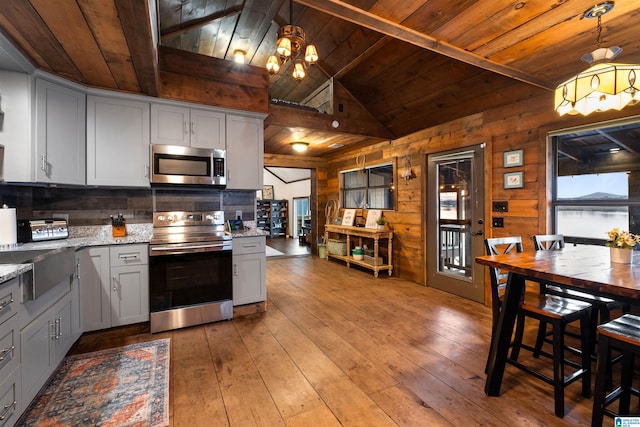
{"left": 426, "top": 146, "right": 485, "bottom": 303}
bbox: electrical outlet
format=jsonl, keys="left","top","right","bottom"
{"left": 235, "top": 210, "right": 243, "bottom": 220}
{"left": 492, "top": 217, "right": 504, "bottom": 228}
{"left": 492, "top": 201, "right": 508, "bottom": 212}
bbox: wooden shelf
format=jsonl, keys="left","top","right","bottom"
{"left": 324, "top": 224, "right": 393, "bottom": 278}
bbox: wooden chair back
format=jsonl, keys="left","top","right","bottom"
{"left": 533, "top": 234, "right": 565, "bottom": 251}
{"left": 484, "top": 236, "right": 524, "bottom": 325}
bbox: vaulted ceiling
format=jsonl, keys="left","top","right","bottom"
{"left": 1, "top": 1, "right": 640, "bottom": 157}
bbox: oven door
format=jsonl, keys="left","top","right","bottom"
{"left": 149, "top": 241, "right": 232, "bottom": 313}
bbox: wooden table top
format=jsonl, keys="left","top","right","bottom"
{"left": 475, "top": 244, "right": 640, "bottom": 300}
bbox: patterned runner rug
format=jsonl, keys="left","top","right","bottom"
{"left": 17, "top": 338, "right": 170, "bottom": 427}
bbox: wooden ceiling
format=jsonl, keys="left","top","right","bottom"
{"left": 1, "top": 1, "right": 640, "bottom": 157}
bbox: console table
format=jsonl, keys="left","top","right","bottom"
{"left": 324, "top": 224, "right": 393, "bottom": 277}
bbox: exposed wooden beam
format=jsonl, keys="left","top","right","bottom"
{"left": 115, "top": 0, "right": 160, "bottom": 96}
{"left": 160, "top": 6, "right": 244, "bottom": 40}
{"left": 297, "top": 0, "right": 555, "bottom": 91}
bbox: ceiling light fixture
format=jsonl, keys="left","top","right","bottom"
{"left": 291, "top": 142, "right": 309, "bottom": 152}
{"left": 234, "top": 50, "right": 245, "bottom": 64}
{"left": 265, "top": 0, "right": 318, "bottom": 81}
{"left": 555, "top": 2, "right": 640, "bottom": 116}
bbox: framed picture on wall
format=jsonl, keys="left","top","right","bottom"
{"left": 504, "top": 171, "right": 523, "bottom": 189}
{"left": 503, "top": 149, "right": 523, "bottom": 167}
{"left": 262, "top": 185, "right": 274, "bottom": 200}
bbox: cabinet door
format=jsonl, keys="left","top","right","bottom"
{"left": 111, "top": 265, "right": 149, "bottom": 326}
{"left": 233, "top": 253, "right": 266, "bottom": 306}
{"left": 190, "top": 109, "right": 226, "bottom": 149}
{"left": 81, "top": 247, "right": 111, "bottom": 332}
{"left": 35, "top": 78, "right": 86, "bottom": 185}
{"left": 86, "top": 96, "right": 150, "bottom": 187}
{"left": 21, "top": 311, "right": 53, "bottom": 404}
{"left": 226, "top": 115, "right": 264, "bottom": 190}
{"left": 51, "top": 296, "right": 73, "bottom": 365}
{"left": 150, "top": 103, "right": 190, "bottom": 146}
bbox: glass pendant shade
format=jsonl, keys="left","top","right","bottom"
{"left": 305, "top": 45, "right": 318, "bottom": 63}
{"left": 276, "top": 37, "right": 292, "bottom": 58}
{"left": 266, "top": 55, "right": 280, "bottom": 73}
{"left": 292, "top": 61, "right": 305, "bottom": 80}
{"left": 555, "top": 62, "right": 640, "bottom": 116}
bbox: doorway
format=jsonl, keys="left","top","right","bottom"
{"left": 426, "top": 145, "right": 485, "bottom": 303}
{"left": 293, "top": 197, "right": 310, "bottom": 243}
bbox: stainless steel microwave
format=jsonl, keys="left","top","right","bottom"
{"left": 150, "top": 144, "right": 226, "bottom": 186}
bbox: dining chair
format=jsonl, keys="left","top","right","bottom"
{"left": 591, "top": 314, "right": 640, "bottom": 426}
{"left": 484, "top": 236, "right": 592, "bottom": 417}
{"left": 532, "top": 234, "right": 629, "bottom": 359}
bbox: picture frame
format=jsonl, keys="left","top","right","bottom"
{"left": 262, "top": 185, "right": 274, "bottom": 200}
{"left": 341, "top": 209, "right": 356, "bottom": 226}
{"left": 503, "top": 171, "right": 524, "bottom": 189}
{"left": 503, "top": 149, "right": 523, "bottom": 167}
{"left": 365, "top": 209, "right": 382, "bottom": 229}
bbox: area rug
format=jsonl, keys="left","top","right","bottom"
{"left": 266, "top": 245, "right": 285, "bottom": 257}
{"left": 17, "top": 338, "right": 170, "bottom": 427}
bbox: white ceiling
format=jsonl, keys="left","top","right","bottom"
{"left": 264, "top": 167, "right": 311, "bottom": 184}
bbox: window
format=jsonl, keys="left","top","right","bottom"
{"left": 342, "top": 163, "right": 394, "bottom": 209}
{"left": 551, "top": 119, "right": 640, "bottom": 244}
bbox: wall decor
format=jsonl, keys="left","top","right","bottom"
{"left": 262, "top": 185, "right": 274, "bottom": 200}
{"left": 504, "top": 171, "right": 523, "bottom": 189}
{"left": 503, "top": 149, "right": 523, "bottom": 167}
{"left": 341, "top": 209, "right": 356, "bottom": 226}
{"left": 365, "top": 209, "right": 382, "bottom": 229}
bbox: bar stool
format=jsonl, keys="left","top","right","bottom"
{"left": 485, "top": 236, "right": 592, "bottom": 417}
{"left": 592, "top": 314, "right": 640, "bottom": 427}
{"left": 532, "top": 234, "right": 629, "bottom": 358}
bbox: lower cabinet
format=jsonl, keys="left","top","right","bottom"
{"left": 232, "top": 236, "right": 266, "bottom": 306}
{"left": 21, "top": 293, "right": 73, "bottom": 405}
{"left": 81, "top": 244, "right": 149, "bottom": 332}
{"left": 0, "top": 279, "right": 20, "bottom": 426}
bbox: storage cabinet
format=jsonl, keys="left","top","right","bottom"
{"left": 226, "top": 114, "right": 263, "bottom": 189}
{"left": 81, "top": 244, "right": 149, "bottom": 332}
{"left": 0, "top": 279, "right": 20, "bottom": 425}
{"left": 34, "top": 78, "right": 86, "bottom": 185}
{"left": 151, "top": 103, "right": 225, "bottom": 149}
{"left": 21, "top": 293, "right": 73, "bottom": 405}
{"left": 232, "top": 236, "right": 266, "bottom": 306}
{"left": 86, "top": 95, "right": 150, "bottom": 187}
{"left": 256, "top": 199, "right": 288, "bottom": 237}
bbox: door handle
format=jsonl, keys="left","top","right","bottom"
{"left": 472, "top": 230, "right": 484, "bottom": 236}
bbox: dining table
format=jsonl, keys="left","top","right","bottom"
{"left": 475, "top": 244, "right": 640, "bottom": 397}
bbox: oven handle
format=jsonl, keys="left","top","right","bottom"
{"left": 150, "top": 242, "right": 231, "bottom": 255}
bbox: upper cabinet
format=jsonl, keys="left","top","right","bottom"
{"left": 226, "top": 114, "right": 263, "bottom": 190}
{"left": 86, "top": 95, "right": 150, "bottom": 187}
{"left": 35, "top": 78, "right": 86, "bottom": 185}
{"left": 150, "top": 103, "right": 225, "bottom": 150}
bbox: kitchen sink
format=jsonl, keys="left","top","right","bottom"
{"left": 0, "top": 247, "right": 75, "bottom": 301}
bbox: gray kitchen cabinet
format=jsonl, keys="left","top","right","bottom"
{"left": 21, "top": 292, "right": 73, "bottom": 405}
{"left": 81, "top": 245, "right": 149, "bottom": 332}
{"left": 0, "top": 278, "right": 21, "bottom": 426}
{"left": 226, "top": 114, "right": 264, "bottom": 190}
{"left": 151, "top": 103, "right": 226, "bottom": 150}
{"left": 232, "top": 236, "right": 266, "bottom": 306}
{"left": 86, "top": 95, "right": 150, "bottom": 187}
{"left": 34, "top": 78, "right": 86, "bottom": 185}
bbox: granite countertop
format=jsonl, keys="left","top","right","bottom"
{"left": 0, "top": 222, "right": 269, "bottom": 283}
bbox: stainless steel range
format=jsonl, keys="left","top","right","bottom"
{"left": 149, "top": 210, "right": 232, "bottom": 333}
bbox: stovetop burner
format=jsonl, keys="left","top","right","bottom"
{"left": 150, "top": 211, "right": 230, "bottom": 245}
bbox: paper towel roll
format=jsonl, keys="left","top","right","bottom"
{"left": 0, "top": 206, "right": 17, "bottom": 247}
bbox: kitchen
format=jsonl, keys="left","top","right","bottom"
{"left": 0, "top": 0, "right": 639, "bottom": 425}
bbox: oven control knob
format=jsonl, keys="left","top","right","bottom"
{"left": 167, "top": 215, "right": 174, "bottom": 222}
{"left": 157, "top": 215, "right": 165, "bottom": 222}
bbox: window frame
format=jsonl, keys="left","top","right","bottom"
{"left": 340, "top": 161, "right": 396, "bottom": 211}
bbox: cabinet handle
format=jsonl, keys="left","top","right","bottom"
{"left": 184, "top": 121, "right": 188, "bottom": 134}
{"left": 58, "top": 317, "right": 63, "bottom": 338}
{"left": 0, "top": 401, "right": 16, "bottom": 421}
{"left": 113, "top": 276, "right": 118, "bottom": 292}
{"left": 0, "top": 345, "right": 15, "bottom": 362}
{"left": 243, "top": 244, "right": 257, "bottom": 248}
{"left": 144, "top": 165, "right": 149, "bottom": 178}
{"left": 191, "top": 121, "right": 195, "bottom": 134}
{"left": 0, "top": 297, "right": 14, "bottom": 311}
{"left": 119, "top": 254, "right": 139, "bottom": 260}
{"left": 50, "top": 323, "right": 56, "bottom": 340}
{"left": 55, "top": 318, "right": 60, "bottom": 339}
{"left": 40, "top": 154, "right": 47, "bottom": 173}
{"left": 75, "top": 261, "right": 81, "bottom": 279}
{"left": 233, "top": 263, "right": 238, "bottom": 276}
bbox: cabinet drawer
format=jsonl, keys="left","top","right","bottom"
{"left": 0, "top": 364, "right": 21, "bottom": 427}
{"left": 0, "top": 314, "right": 19, "bottom": 383}
{"left": 110, "top": 244, "right": 148, "bottom": 267}
{"left": 233, "top": 237, "right": 265, "bottom": 255}
{"left": 0, "top": 278, "right": 19, "bottom": 326}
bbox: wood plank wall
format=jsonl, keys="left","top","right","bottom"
{"left": 322, "top": 90, "right": 640, "bottom": 297}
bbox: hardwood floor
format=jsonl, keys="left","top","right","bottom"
{"left": 266, "top": 236, "right": 311, "bottom": 257}
{"left": 70, "top": 256, "right": 598, "bottom": 426}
